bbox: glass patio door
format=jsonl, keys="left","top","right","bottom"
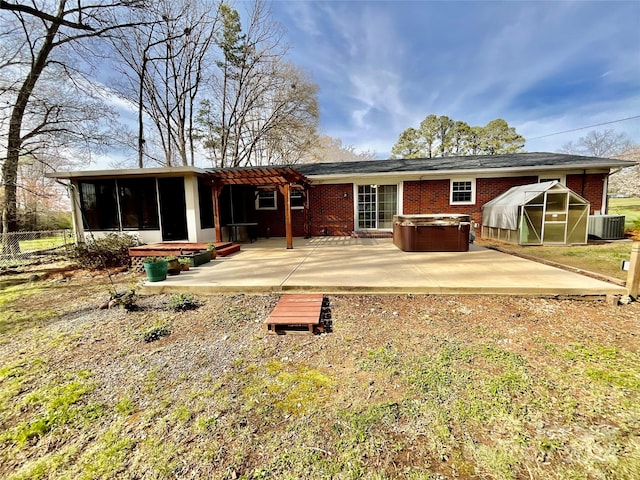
{"left": 357, "top": 185, "right": 397, "bottom": 230}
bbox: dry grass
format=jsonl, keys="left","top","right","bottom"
{"left": 1, "top": 266, "right": 639, "bottom": 479}
{"left": 477, "top": 239, "right": 634, "bottom": 281}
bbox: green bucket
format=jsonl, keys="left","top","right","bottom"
{"left": 143, "top": 260, "right": 168, "bottom": 282}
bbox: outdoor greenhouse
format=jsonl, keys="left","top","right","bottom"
{"left": 481, "top": 181, "right": 590, "bottom": 245}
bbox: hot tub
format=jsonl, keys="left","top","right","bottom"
{"left": 393, "top": 214, "right": 471, "bottom": 252}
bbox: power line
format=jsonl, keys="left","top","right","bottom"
{"left": 527, "top": 115, "right": 640, "bottom": 141}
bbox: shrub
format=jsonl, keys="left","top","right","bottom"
{"left": 169, "top": 293, "right": 199, "bottom": 312}
{"left": 69, "top": 233, "right": 139, "bottom": 269}
{"left": 142, "top": 324, "right": 171, "bottom": 343}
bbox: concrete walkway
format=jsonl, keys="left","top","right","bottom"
{"left": 139, "top": 237, "right": 626, "bottom": 297}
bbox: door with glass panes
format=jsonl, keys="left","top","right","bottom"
{"left": 357, "top": 185, "right": 397, "bottom": 230}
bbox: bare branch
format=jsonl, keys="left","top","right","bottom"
{"left": 0, "top": 1, "right": 95, "bottom": 31}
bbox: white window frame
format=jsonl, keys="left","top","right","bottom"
{"left": 450, "top": 179, "right": 476, "bottom": 205}
{"left": 290, "top": 189, "right": 304, "bottom": 210}
{"left": 255, "top": 190, "right": 277, "bottom": 210}
{"left": 538, "top": 174, "right": 566, "bottom": 185}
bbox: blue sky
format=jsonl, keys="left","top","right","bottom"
{"left": 266, "top": 0, "right": 640, "bottom": 158}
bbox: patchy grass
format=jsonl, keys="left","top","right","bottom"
{"left": 1, "top": 273, "right": 639, "bottom": 479}
{"left": 477, "top": 197, "right": 640, "bottom": 279}
{"left": 479, "top": 239, "right": 633, "bottom": 280}
{"left": 0, "top": 283, "right": 55, "bottom": 335}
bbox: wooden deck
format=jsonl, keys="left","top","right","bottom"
{"left": 264, "top": 294, "right": 325, "bottom": 335}
{"left": 129, "top": 241, "right": 240, "bottom": 258}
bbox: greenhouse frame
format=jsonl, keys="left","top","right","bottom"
{"left": 481, "top": 181, "right": 590, "bottom": 245}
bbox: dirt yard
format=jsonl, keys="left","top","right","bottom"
{"left": 1, "top": 265, "right": 639, "bottom": 479}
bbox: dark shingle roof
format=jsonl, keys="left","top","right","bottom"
{"left": 295, "top": 152, "right": 636, "bottom": 177}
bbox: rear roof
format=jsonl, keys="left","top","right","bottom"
{"left": 296, "top": 152, "right": 636, "bottom": 177}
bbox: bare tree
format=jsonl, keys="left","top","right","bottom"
{"left": 0, "top": 0, "right": 146, "bottom": 243}
{"left": 109, "top": 0, "right": 221, "bottom": 167}
{"left": 560, "top": 129, "right": 633, "bottom": 158}
{"left": 305, "top": 135, "right": 377, "bottom": 163}
{"left": 196, "top": 1, "right": 319, "bottom": 168}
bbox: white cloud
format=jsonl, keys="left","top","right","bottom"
{"left": 254, "top": 1, "right": 640, "bottom": 155}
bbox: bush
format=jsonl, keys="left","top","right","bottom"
{"left": 142, "top": 324, "right": 171, "bottom": 343}
{"left": 169, "top": 293, "right": 199, "bottom": 312}
{"left": 69, "top": 233, "right": 139, "bottom": 269}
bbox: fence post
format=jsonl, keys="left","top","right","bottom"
{"left": 627, "top": 241, "right": 640, "bottom": 299}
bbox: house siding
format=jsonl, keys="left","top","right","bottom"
{"left": 400, "top": 174, "right": 607, "bottom": 225}
{"left": 565, "top": 173, "right": 606, "bottom": 213}
{"left": 253, "top": 190, "right": 307, "bottom": 238}
{"left": 308, "top": 184, "right": 354, "bottom": 236}
{"left": 403, "top": 176, "right": 538, "bottom": 224}
{"left": 189, "top": 173, "right": 610, "bottom": 240}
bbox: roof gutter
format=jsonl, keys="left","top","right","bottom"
{"left": 45, "top": 165, "right": 209, "bottom": 179}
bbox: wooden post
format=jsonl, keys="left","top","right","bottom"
{"left": 279, "top": 183, "right": 293, "bottom": 249}
{"left": 68, "top": 182, "right": 85, "bottom": 246}
{"left": 212, "top": 185, "right": 223, "bottom": 243}
{"left": 627, "top": 241, "right": 640, "bottom": 299}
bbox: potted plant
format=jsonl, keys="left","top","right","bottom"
{"left": 207, "top": 243, "right": 218, "bottom": 259}
{"left": 142, "top": 257, "right": 168, "bottom": 282}
{"left": 179, "top": 258, "right": 190, "bottom": 271}
{"left": 166, "top": 256, "right": 181, "bottom": 276}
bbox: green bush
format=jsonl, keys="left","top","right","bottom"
{"left": 142, "top": 324, "right": 171, "bottom": 342}
{"left": 169, "top": 293, "right": 199, "bottom": 312}
{"left": 69, "top": 233, "right": 139, "bottom": 269}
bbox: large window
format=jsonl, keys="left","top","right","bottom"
{"left": 118, "top": 178, "right": 159, "bottom": 230}
{"left": 78, "top": 178, "right": 159, "bottom": 230}
{"left": 357, "top": 184, "right": 397, "bottom": 230}
{"left": 79, "top": 180, "right": 119, "bottom": 230}
{"left": 450, "top": 179, "right": 475, "bottom": 205}
{"left": 198, "top": 178, "right": 215, "bottom": 229}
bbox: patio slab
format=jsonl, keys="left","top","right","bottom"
{"left": 139, "top": 237, "right": 627, "bottom": 297}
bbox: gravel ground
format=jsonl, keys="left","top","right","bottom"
{"left": 1, "top": 266, "right": 639, "bottom": 478}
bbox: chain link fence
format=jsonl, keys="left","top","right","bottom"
{"left": 0, "top": 229, "right": 74, "bottom": 269}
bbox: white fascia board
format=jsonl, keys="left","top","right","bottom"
{"left": 306, "top": 164, "right": 615, "bottom": 184}
{"left": 46, "top": 166, "right": 208, "bottom": 179}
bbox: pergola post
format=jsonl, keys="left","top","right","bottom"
{"left": 206, "top": 167, "right": 309, "bottom": 250}
{"left": 212, "top": 185, "right": 223, "bottom": 243}
{"left": 279, "top": 183, "right": 293, "bottom": 249}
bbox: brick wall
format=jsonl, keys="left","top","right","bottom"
{"left": 566, "top": 173, "right": 606, "bottom": 213}
{"left": 308, "top": 184, "right": 354, "bottom": 236}
{"left": 403, "top": 176, "right": 538, "bottom": 224}
{"left": 253, "top": 191, "right": 307, "bottom": 237}
{"left": 249, "top": 174, "right": 607, "bottom": 238}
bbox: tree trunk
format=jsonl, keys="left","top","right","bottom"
{"left": 2, "top": 13, "right": 60, "bottom": 251}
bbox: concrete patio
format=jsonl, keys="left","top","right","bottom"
{"left": 138, "top": 237, "right": 627, "bottom": 297}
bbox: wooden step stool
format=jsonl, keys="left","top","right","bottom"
{"left": 264, "top": 294, "right": 325, "bottom": 335}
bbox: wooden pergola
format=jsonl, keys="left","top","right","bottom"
{"left": 204, "top": 166, "right": 311, "bottom": 249}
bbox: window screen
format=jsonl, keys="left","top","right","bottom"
{"left": 79, "top": 180, "right": 119, "bottom": 230}
{"left": 198, "top": 178, "right": 215, "bottom": 229}
{"left": 118, "top": 178, "right": 159, "bottom": 230}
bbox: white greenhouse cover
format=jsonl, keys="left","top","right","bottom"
{"left": 482, "top": 181, "right": 558, "bottom": 230}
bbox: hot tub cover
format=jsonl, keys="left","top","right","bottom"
{"left": 482, "top": 181, "right": 559, "bottom": 230}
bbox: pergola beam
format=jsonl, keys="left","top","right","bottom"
{"left": 204, "top": 166, "right": 310, "bottom": 249}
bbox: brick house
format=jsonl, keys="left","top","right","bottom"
{"left": 48, "top": 152, "right": 635, "bottom": 245}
